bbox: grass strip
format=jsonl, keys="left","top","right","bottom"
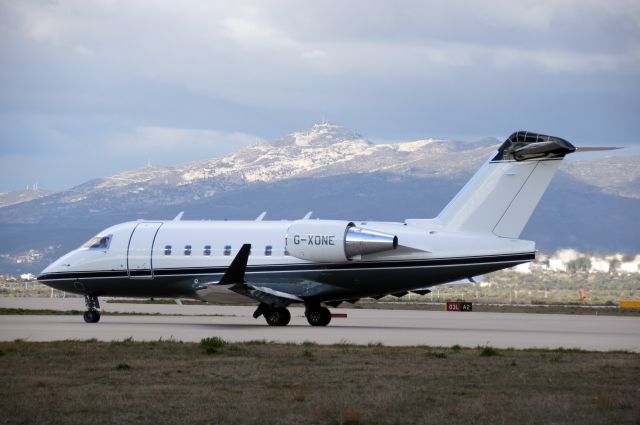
{"left": 0, "top": 339, "right": 638, "bottom": 425}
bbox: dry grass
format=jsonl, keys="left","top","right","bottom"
{"left": 0, "top": 340, "right": 638, "bottom": 425}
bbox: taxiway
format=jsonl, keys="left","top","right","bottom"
{"left": 1, "top": 298, "right": 638, "bottom": 351}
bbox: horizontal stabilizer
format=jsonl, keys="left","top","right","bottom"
{"left": 575, "top": 146, "right": 622, "bottom": 152}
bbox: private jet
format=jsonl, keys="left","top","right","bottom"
{"left": 38, "top": 131, "right": 590, "bottom": 326}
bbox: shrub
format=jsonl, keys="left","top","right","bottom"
{"left": 116, "top": 363, "right": 130, "bottom": 370}
{"left": 200, "top": 337, "right": 226, "bottom": 354}
{"left": 479, "top": 346, "right": 500, "bottom": 357}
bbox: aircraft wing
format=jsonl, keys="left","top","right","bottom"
{"left": 194, "top": 243, "right": 303, "bottom": 306}
{"left": 218, "top": 244, "right": 251, "bottom": 285}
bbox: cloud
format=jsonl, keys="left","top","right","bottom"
{"left": 0, "top": 0, "right": 638, "bottom": 190}
{"left": 2, "top": 1, "right": 638, "bottom": 113}
{"left": 5, "top": 1, "right": 638, "bottom": 86}
{"left": 107, "top": 126, "right": 257, "bottom": 160}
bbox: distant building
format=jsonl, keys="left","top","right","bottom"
{"left": 548, "top": 258, "right": 568, "bottom": 272}
{"left": 618, "top": 262, "right": 639, "bottom": 273}
{"left": 514, "top": 262, "right": 532, "bottom": 274}
{"left": 535, "top": 252, "right": 549, "bottom": 263}
{"left": 555, "top": 249, "right": 580, "bottom": 263}
{"left": 606, "top": 253, "right": 625, "bottom": 262}
{"left": 589, "top": 259, "right": 610, "bottom": 273}
{"left": 20, "top": 273, "right": 36, "bottom": 281}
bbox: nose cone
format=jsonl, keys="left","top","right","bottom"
{"left": 37, "top": 263, "right": 56, "bottom": 281}
{"left": 37, "top": 263, "right": 55, "bottom": 280}
{"left": 37, "top": 250, "right": 75, "bottom": 280}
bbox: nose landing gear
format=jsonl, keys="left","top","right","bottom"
{"left": 83, "top": 295, "right": 101, "bottom": 323}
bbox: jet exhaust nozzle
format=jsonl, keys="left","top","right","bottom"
{"left": 345, "top": 226, "right": 398, "bottom": 257}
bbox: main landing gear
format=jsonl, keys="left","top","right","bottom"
{"left": 83, "top": 295, "right": 101, "bottom": 323}
{"left": 253, "top": 303, "right": 290, "bottom": 326}
{"left": 305, "top": 304, "right": 332, "bottom": 327}
{"left": 252, "top": 303, "right": 333, "bottom": 327}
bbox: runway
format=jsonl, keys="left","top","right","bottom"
{"left": 1, "top": 298, "right": 639, "bottom": 351}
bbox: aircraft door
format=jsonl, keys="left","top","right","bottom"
{"left": 127, "top": 222, "right": 163, "bottom": 279}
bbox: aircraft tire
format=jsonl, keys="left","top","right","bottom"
{"left": 83, "top": 311, "right": 100, "bottom": 323}
{"left": 306, "top": 306, "right": 331, "bottom": 326}
{"left": 265, "top": 307, "right": 290, "bottom": 326}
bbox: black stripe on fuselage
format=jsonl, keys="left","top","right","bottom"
{"left": 37, "top": 252, "right": 535, "bottom": 281}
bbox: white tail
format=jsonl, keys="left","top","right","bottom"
{"left": 437, "top": 131, "right": 576, "bottom": 238}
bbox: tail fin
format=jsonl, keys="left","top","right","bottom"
{"left": 437, "top": 131, "right": 576, "bottom": 238}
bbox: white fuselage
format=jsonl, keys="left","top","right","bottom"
{"left": 38, "top": 130, "right": 576, "bottom": 314}
{"left": 42, "top": 219, "right": 534, "bottom": 276}
{"left": 38, "top": 218, "right": 535, "bottom": 303}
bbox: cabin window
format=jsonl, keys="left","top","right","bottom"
{"left": 184, "top": 245, "right": 192, "bottom": 256}
{"left": 164, "top": 245, "right": 172, "bottom": 255}
{"left": 203, "top": 245, "right": 212, "bottom": 256}
{"left": 224, "top": 245, "right": 232, "bottom": 256}
{"left": 81, "top": 235, "right": 112, "bottom": 250}
{"left": 265, "top": 245, "right": 272, "bottom": 256}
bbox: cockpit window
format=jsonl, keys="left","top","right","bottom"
{"left": 81, "top": 235, "right": 112, "bottom": 250}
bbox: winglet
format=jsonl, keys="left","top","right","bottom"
{"left": 173, "top": 211, "right": 185, "bottom": 221}
{"left": 302, "top": 211, "right": 313, "bottom": 219}
{"left": 255, "top": 211, "right": 267, "bottom": 221}
{"left": 218, "top": 244, "right": 251, "bottom": 285}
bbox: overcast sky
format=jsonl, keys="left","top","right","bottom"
{"left": 1, "top": 0, "right": 639, "bottom": 191}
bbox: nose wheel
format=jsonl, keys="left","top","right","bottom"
{"left": 83, "top": 295, "right": 101, "bottom": 323}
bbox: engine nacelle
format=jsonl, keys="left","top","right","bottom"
{"left": 286, "top": 220, "right": 398, "bottom": 262}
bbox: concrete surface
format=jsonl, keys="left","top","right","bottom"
{"left": 1, "top": 298, "right": 639, "bottom": 351}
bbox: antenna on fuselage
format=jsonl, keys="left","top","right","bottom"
{"left": 173, "top": 211, "right": 184, "bottom": 221}
{"left": 255, "top": 211, "right": 267, "bottom": 221}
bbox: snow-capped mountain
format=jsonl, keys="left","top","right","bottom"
{"left": 25, "top": 123, "right": 496, "bottom": 216}
{"left": 7, "top": 123, "right": 636, "bottom": 218}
